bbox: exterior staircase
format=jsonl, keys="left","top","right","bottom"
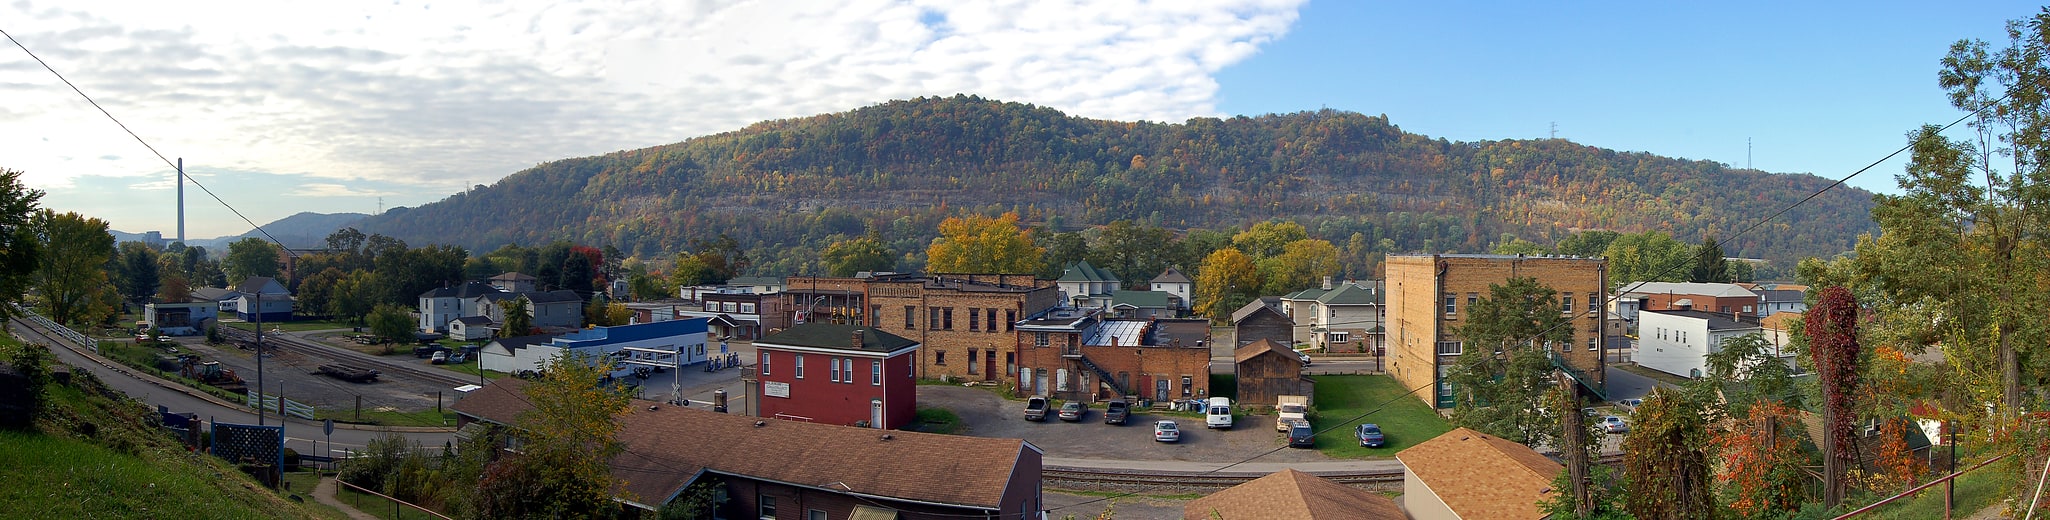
{"left": 1071, "top": 353, "right": 1128, "bottom": 397}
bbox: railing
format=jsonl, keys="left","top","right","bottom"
{"left": 1549, "top": 349, "right": 1607, "bottom": 401}
{"left": 13, "top": 304, "right": 93, "bottom": 352}
{"left": 246, "top": 391, "right": 317, "bottom": 420}
{"left": 1074, "top": 354, "right": 1128, "bottom": 397}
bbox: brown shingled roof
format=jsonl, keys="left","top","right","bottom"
{"left": 1182, "top": 468, "right": 1405, "bottom": 519}
{"left": 451, "top": 379, "right": 1036, "bottom": 511}
{"left": 1234, "top": 339, "right": 1292, "bottom": 364}
{"left": 1396, "top": 427, "right": 1562, "bottom": 520}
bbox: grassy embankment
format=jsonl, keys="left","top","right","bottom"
{"left": 1309, "top": 374, "right": 1453, "bottom": 458}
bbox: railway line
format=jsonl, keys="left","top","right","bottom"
{"left": 218, "top": 326, "right": 470, "bottom": 388}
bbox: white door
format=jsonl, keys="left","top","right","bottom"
{"left": 870, "top": 399, "right": 883, "bottom": 429}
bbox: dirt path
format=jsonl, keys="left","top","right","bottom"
{"left": 312, "top": 476, "right": 380, "bottom": 520}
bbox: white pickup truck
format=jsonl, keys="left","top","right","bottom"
{"left": 1275, "top": 395, "right": 1309, "bottom": 432}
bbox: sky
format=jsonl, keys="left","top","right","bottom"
{"left": 0, "top": 0, "right": 2040, "bottom": 239}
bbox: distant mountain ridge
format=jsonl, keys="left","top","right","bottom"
{"left": 113, "top": 212, "right": 367, "bottom": 250}
{"left": 343, "top": 95, "right": 1875, "bottom": 270}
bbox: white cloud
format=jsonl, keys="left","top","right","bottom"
{"left": 289, "top": 183, "right": 395, "bottom": 198}
{"left": 1, "top": 0, "right": 1301, "bottom": 232}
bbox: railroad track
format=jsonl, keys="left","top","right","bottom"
{"left": 219, "top": 327, "right": 470, "bottom": 388}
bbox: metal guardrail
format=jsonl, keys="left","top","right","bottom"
{"left": 12, "top": 304, "right": 93, "bottom": 352}
{"left": 247, "top": 391, "right": 317, "bottom": 420}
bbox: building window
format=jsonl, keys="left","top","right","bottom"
{"left": 1562, "top": 294, "right": 1574, "bottom": 315}
{"left": 795, "top": 355, "right": 805, "bottom": 379}
{"left": 1328, "top": 332, "right": 1350, "bottom": 343}
{"left": 1181, "top": 376, "right": 1193, "bottom": 397}
{"left": 987, "top": 308, "right": 998, "bottom": 333}
{"left": 831, "top": 357, "right": 842, "bottom": 382}
{"left": 870, "top": 305, "right": 882, "bottom": 326}
{"left": 1589, "top": 337, "right": 1598, "bottom": 351}
{"left": 1589, "top": 298, "right": 1598, "bottom": 313}
{"left": 969, "top": 307, "right": 980, "bottom": 331}
{"left": 704, "top": 302, "right": 717, "bottom": 312}
{"left": 1743, "top": 305, "right": 1754, "bottom": 313}
{"left": 1034, "top": 332, "right": 1049, "bottom": 348}
{"left": 943, "top": 308, "right": 954, "bottom": 330}
{"left": 739, "top": 302, "right": 756, "bottom": 314}
{"left": 723, "top": 301, "right": 738, "bottom": 313}
{"left": 872, "top": 360, "right": 882, "bottom": 385}
{"left": 1006, "top": 309, "right": 1016, "bottom": 331}
{"left": 928, "top": 307, "right": 941, "bottom": 330}
{"left": 935, "top": 350, "right": 946, "bottom": 365}
{"left": 809, "top": 510, "right": 827, "bottom": 520}
{"left": 1005, "top": 352, "right": 1015, "bottom": 376}
{"left": 1435, "top": 341, "right": 1462, "bottom": 355}
{"left": 759, "top": 495, "right": 776, "bottom": 519}
{"left": 968, "top": 350, "right": 979, "bottom": 374}
{"left": 843, "top": 358, "right": 854, "bottom": 383}
{"left": 905, "top": 305, "right": 916, "bottom": 330}
{"left": 761, "top": 353, "right": 771, "bottom": 376}
{"left": 1442, "top": 294, "right": 1456, "bottom": 315}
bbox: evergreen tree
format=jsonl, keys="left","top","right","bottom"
{"left": 1690, "top": 236, "right": 1730, "bottom": 283}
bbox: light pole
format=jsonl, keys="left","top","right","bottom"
{"left": 255, "top": 291, "right": 265, "bottom": 427}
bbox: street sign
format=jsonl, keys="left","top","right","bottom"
{"left": 323, "top": 419, "right": 334, "bottom": 436}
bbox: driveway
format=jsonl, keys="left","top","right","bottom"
{"left": 918, "top": 385, "right": 1335, "bottom": 463}
{"left": 1604, "top": 364, "right": 1666, "bottom": 402}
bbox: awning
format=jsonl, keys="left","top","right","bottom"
{"left": 848, "top": 505, "right": 900, "bottom": 520}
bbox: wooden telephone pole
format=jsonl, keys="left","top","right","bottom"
{"left": 1559, "top": 371, "right": 1591, "bottom": 516}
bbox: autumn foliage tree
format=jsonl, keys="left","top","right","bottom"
{"left": 1808, "top": 285, "right": 1862, "bottom": 508}
{"left": 1622, "top": 386, "right": 1715, "bottom": 520}
{"left": 474, "top": 352, "right": 634, "bottom": 517}
{"left": 1192, "top": 247, "right": 1260, "bottom": 321}
{"left": 1713, "top": 400, "right": 1807, "bottom": 518}
{"left": 925, "top": 212, "right": 1042, "bottom": 274}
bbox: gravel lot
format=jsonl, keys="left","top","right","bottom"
{"left": 169, "top": 333, "right": 453, "bottom": 414}
{"left": 919, "top": 385, "right": 1338, "bottom": 463}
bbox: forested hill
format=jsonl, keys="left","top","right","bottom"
{"left": 357, "top": 95, "right": 1876, "bottom": 272}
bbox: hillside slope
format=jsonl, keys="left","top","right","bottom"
{"left": 358, "top": 95, "right": 1876, "bottom": 269}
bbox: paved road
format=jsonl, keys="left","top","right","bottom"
{"left": 1603, "top": 364, "right": 1666, "bottom": 402}
{"left": 21, "top": 323, "right": 452, "bottom": 456}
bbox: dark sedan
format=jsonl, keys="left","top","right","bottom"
{"left": 1355, "top": 423, "right": 1385, "bottom": 448}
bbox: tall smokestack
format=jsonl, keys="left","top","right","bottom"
{"left": 176, "top": 157, "right": 185, "bottom": 243}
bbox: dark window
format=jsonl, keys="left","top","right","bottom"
{"left": 935, "top": 350, "right": 947, "bottom": 365}
{"left": 904, "top": 305, "right": 915, "bottom": 330}
{"left": 759, "top": 495, "right": 776, "bottom": 518}
{"left": 986, "top": 308, "right": 998, "bottom": 333}
{"left": 968, "top": 350, "right": 979, "bottom": 374}
{"left": 1006, "top": 309, "right": 1016, "bottom": 331}
{"left": 943, "top": 308, "right": 954, "bottom": 330}
{"left": 929, "top": 307, "right": 941, "bottom": 330}
{"left": 871, "top": 305, "right": 881, "bottom": 326}
{"left": 1181, "top": 375, "right": 1194, "bottom": 396}
{"left": 1034, "top": 332, "right": 1048, "bottom": 347}
{"left": 1442, "top": 294, "right": 1456, "bottom": 315}
{"left": 969, "top": 307, "right": 980, "bottom": 331}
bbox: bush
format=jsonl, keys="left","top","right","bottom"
{"left": 337, "top": 433, "right": 413, "bottom": 491}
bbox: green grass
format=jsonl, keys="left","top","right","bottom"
{"left": 332, "top": 480, "right": 444, "bottom": 520}
{"left": 279, "top": 471, "right": 350, "bottom": 520}
{"left": 431, "top": 361, "right": 508, "bottom": 381}
{"left": 1308, "top": 374, "right": 1453, "bottom": 458}
{"left": 0, "top": 338, "right": 334, "bottom": 519}
{"left": 914, "top": 407, "right": 962, "bottom": 434}
{"left": 1857, "top": 456, "right": 2013, "bottom": 520}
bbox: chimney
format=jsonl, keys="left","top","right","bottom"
{"left": 1321, "top": 276, "right": 1333, "bottom": 291}
{"left": 851, "top": 330, "right": 865, "bottom": 348}
{"left": 1110, "top": 335, "right": 1119, "bottom": 347}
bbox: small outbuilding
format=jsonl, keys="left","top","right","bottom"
{"left": 1234, "top": 339, "right": 1313, "bottom": 410}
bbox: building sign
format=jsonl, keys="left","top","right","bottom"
{"left": 764, "top": 381, "right": 790, "bottom": 398}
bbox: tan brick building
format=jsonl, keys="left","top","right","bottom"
{"left": 783, "top": 274, "right": 1061, "bottom": 381}
{"left": 1013, "top": 309, "right": 1212, "bottom": 403}
{"left": 1385, "top": 254, "right": 1608, "bottom": 409}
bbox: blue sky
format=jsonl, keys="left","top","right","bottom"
{"left": 1217, "top": 1, "right": 2033, "bottom": 189}
{"left": 1, "top": 1, "right": 2039, "bottom": 239}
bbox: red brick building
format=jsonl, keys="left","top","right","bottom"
{"left": 1014, "top": 308, "right": 1212, "bottom": 403}
{"left": 754, "top": 324, "right": 919, "bottom": 429}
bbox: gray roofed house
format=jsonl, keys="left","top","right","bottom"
{"left": 418, "top": 281, "right": 509, "bottom": 333}
{"left": 1110, "top": 290, "right": 1174, "bottom": 319}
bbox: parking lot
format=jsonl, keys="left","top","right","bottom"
{"left": 918, "top": 385, "right": 1338, "bottom": 463}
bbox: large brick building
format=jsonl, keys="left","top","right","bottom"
{"left": 1014, "top": 308, "right": 1212, "bottom": 403}
{"left": 782, "top": 274, "right": 1061, "bottom": 381}
{"left": 1385, "top": 254, "right": 1608, "bottom": 409}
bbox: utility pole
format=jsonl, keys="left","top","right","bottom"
{"left": 255, "top": 291, "right": 265, "bottom": 426}
{"left": 1550, "top": 122, "right": 1558, "bottom": 140}
{"left": 1559, "top": 371, "right": 1591, "bottom": 516}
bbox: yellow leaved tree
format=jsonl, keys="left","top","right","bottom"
{"left": 924, "top": 212, "right": 1043, "bottom": 274}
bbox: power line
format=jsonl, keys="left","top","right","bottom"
{"left": 0, "top": 27, "right": 297, "bottom": 258}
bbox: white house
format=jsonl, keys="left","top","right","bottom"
{"left": 418, "top": 281, "right": 505, "bottom": 333}
{"left": 1753, "top": 288, "right": 1807, "bottom": 317}
{"left": 232, "top": 276, "right": 293, "bottom": 322}
{"left": 1149, "top": 267, "right": 1192, "bottom": 312}
{"left": 1281, "top": 279, "right": 1385, "bottom": 352}
{"left": 1638, "top": 307, "right": 1766, "bottom": 379}
{"left": 143, "top": 297, "right": 219, "bottom": 336}
{"left": 1055, "top": 261, "right": 1120, "bottom": 310}
{"left": 449, "top": 316, "right": 495, "bottom": 341}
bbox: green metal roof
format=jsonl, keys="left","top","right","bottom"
{"left": 1056, "top": 261, "right": 1119, "bottom": 283}
{"left": 758, "top": 323, "right": 918, "bottom": 354}
{"left": 1316, "top": 282, "right": 1384, "bottom": 305}
{"left": 1111, "top": 290, "right": 1172, "bottom": 308}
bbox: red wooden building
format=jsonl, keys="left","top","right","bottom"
{"left": 754, "top": 323, "right": 920, "bottom": 429}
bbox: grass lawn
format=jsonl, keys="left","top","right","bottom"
{"left": 431, "top": 361, "right": 509, "bottom": 381}
{"left": 332, "top": 480, "right": 444, "bottom": 520}
{"left": 1857, "top": 456, "right": 2013, "bottom": 520}
{"left": 225, "top": 320, "right": 358, "bottom": 333}
{"left": 1308, "top": 374, "right": 1452, "bottom": 458}
{"left": 913, "top": 407, "right": 963, "bottom": 434}
{"left": 279, "top": 471, "right": 349, "bottom": 520}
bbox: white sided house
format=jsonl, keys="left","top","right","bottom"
{"left": 418, "top": 281, "right": 504, "bottom": 333}
{"left": 1637, "top": 306, "right": 1766, "bottom": 379}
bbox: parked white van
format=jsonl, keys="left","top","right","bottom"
{"left": 1205, "top": 397, "right": 1233, "bottom": 429}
